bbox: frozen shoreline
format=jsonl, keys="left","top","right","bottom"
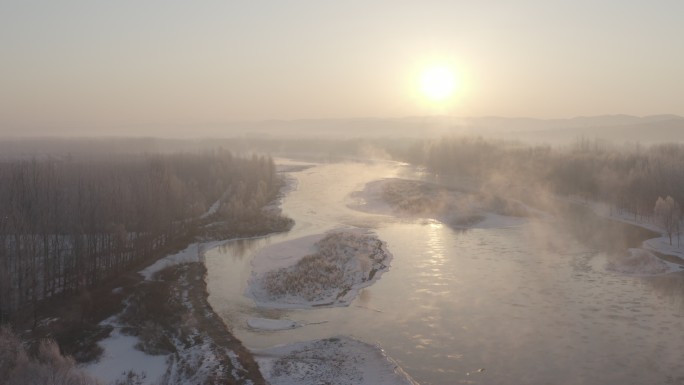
{"left": 247, "top": 229, "right": 393, "bottom": 309}
{"left": 80, "top": 172, "right": 304, "bottom": 385}
{"left": 349, "top": 178, "right": 530, "bottom": 229}
{"left": 84, "top": 261, "right": 266, "bottom": 385}
{"left": 605, "top": 248, "right": 682, "bottom": 276}
{"left": 254, "top": 336, "right": 419, "bottom": 385}
{"left": 242, "top": 163, "right": 420, "bottom": 384}
{"left": 566, "top": 197, "right": 684, "bottom": 274}
{"left": 84, "top": 162, "right": 417, "bottom": 385}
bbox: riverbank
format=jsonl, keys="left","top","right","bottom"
{"left": 207, "top": 160, "right": 684, "bottom": 385}
{"left": 565, "top": 197, "right": 684, "bottom": 273}
{"left": 254, "top": 336, "right": 419, "bottom": 385}
{"left": 349, "top": 178, "right": 531, "bottom": 229}
{"left": 78, "top": 175, "right": 297, "bottom": 384}
{"left": 5, "top": 170, "right": 296, "bottom": 384}
{"left": 86, "top": 261, "right": 266, "bottom": 385}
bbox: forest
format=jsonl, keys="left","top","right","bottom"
{"left": 393, "top": 137, "right": 684, "bottom": 240}
{"left": 0, "top": 149, "right": 286, "bottom": 325}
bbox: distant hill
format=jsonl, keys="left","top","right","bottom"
{"left": 207, "top": 114, "right": 684, "bottom": 145}
{"left": 3, "top": 115, "right": 681, "bottom": 145}
{"left": 495, "top": 115, "right": 684, "bottom": 144}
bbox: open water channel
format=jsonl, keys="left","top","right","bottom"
{"left": 205, "top": 160, "right": 684, "bottom": 385}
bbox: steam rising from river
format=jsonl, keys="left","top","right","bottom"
{"left": 205, "top": 159, "right": 684, "bottom": 385}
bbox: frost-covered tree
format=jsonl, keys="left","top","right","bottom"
{"left": 0, "top": 150, "right": 285, "bottom": 320}
{"left": 654, "top": 196, "right": 681, "bottom": 246}
{"left": 0, "top": 326, "right": 102, "bottom": 385}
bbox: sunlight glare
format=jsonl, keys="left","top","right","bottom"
{"left": 420, "top": 66, "right": 457, "bottom": 101}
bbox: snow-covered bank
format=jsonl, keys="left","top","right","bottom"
{"left": 262, "top": 173, "right": 299, "bottom": 217}
{"left": 247, "top": 229, "right": 393, "bottom": 308}
{"left": 566, "top": 197, "right": 684, "bottom": 273}
{"left": 140, "top": 231, "right": 299, "bottom": 281}
{"left": 82, "top": 174, "right": 302, "bottom": 384}
{"left": 350, "top": 178, "right": 529, "bottom": 229}
{"left": 254, "top": 336, "right": 418, "bottom": 385}
{"left": 606, "top": 248, "right": 681, "bottom": 276}
{"left": 139, "top": 242, "right": 209, "bottom": 280}
{"left": 86, "top": 263, "right": 265, "bottom": 385}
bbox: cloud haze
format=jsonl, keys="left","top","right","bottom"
{"left": 1, "top": 1, "right": 683, "bottom": 136}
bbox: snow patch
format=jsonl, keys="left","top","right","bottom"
{"left": 83, "top": 327, "right": 167, "bottom": 385}
{"left": 200, "top": 198, "right": 222, "bottom": 219}
{"left": 139, "top": 240, "right": 231, "bottom": 281}
{"left": 643, "top": 235, "right": 684, "bottom": 261}
{"left": 200, "top": 188, "right": 236, "bottom": 219}
{"left": 606, "top": 248, "right": 681, "bottom": 276}
{"left": 254, "top": 336, "right": 418, "bottom": 385}
{"left": 139, "top": 243, "right": 206, "bottom": 280}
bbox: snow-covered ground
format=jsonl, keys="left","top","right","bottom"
{"left": 87, "top": 217, "right": 291, "bottom": 384}
{"left": 139, "top": 242, "right": 207, "bottom": 280}
{"left": 566, "top": 197, "right": 684, "bottom": 274}
{"left": 86, "top": 262, "right": 261, "bottom": 385}
{"left": 82, "top": 167, "right": 303, "bottom": 384}
{"left": 200, "top": 197, "right": 222, "bottom": 219}
{"left": 140, "top": 237, "right": 266, "bottom": 281}
{"left": 605, "top": 248, "right": 682, "bottom": 276}
{"left": 83, "top": 318, "right": 167, "bottom": 385}
{"left": 643, "top": 235, "right": 684, "bottom": 260}
{"left": 254, "top": 336, "right": 419, "bottom": 385}
{"left": 247, "top": 229, "right": 393, "bottom": 308}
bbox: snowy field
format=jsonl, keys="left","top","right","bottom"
{"left": 83, "top": 318, "right": 167, "bottom": 385}
{"left": 247, "top": 229, "right": 393, "bottom": 308}
{"left": 254, "top": 336, "right": 418, "bottom": 385}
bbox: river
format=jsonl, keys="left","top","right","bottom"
{"left": 205, "top": 160, "right": 684, "bottom": 385}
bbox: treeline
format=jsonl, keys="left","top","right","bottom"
{"left": 0, "top": 150, "right": 283, "bottom": 323}
{"left": 398, "top": 137, "right": 684, "bottom": 225}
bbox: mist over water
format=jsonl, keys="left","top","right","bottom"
{"left": 4, "top": 2, "right": 684, "bottom": 384}
{"left": 206, "top": 160, "right": 684, "bottom": 385}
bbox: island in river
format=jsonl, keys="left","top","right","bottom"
{"left": 247, "top": 229, "right": 393, "bottom": 308}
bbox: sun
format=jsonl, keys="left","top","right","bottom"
{"left": 420, "top": 66, "right": 457, "bottom": 101}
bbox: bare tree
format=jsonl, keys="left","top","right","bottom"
{"left": 654, "top": 196, "right": 681, "bottom": 246}
{"left": 0, "top": 326, "right": 103, "bottom": 384}
{"left": 0, "top": 149, "right": 283, "bottom": 321}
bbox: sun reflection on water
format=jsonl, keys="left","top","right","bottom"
{"left": 426, "top": 221, "right": 445, "bottom": 266}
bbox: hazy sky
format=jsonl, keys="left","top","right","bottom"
{"left": 1, "top": 1, "right": 683, "bottom": 134}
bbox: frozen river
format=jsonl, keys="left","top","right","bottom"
{"left": 205, "top": 160, "right": 684, "bottom": 385}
